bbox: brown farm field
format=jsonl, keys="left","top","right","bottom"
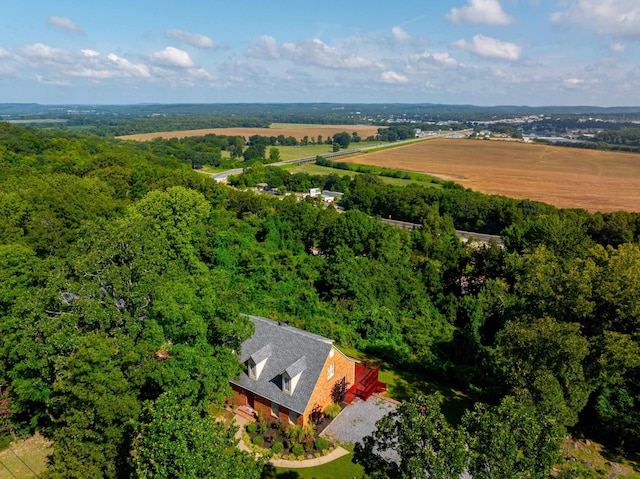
{"left": 351, "top": 139, "right": 640, "bottom": 213}
{"left": 117, "top": 124, "right": 380, "bottom": 142}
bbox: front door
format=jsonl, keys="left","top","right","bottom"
{"left": 247, "top": 392, "right": 255, "bottom": 410}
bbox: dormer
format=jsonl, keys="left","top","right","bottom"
{"left": 247, "top": 344, "right": 271, "bottom": 380}
{"left": 282, "top": 356, "right": 306, "bottom": 395}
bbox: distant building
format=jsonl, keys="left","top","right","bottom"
{"left": 321, "top": 190, "right": 344, "bottom": 203}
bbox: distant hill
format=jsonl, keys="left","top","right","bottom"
{"left": 2, "top": 102, "right": 640, "bottom": 120}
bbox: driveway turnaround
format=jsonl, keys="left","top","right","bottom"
{"left": 320, "top": 396, "right": 397, "bottom": 445}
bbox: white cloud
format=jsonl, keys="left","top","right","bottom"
{"left": 150, "top": 47, "right": 194, "bottom": 68}
{"left": 165, "top": 29, "right": 215, "bottom": 48}
{"left": 47, "top": 16, "right": 84, "bottom": 34}
{"left": 281, "top": 38, "right": 382, "bottom": 70}
{"left": 410, "top": 51, "right": 459, "bottom": 68}
{"left": 246, "top": 35, "right": 280, "bottom": 59}
{"left": 20, "top": 43, "right": 75, "bottom": 67}
{"left": 391, "top": 26, "right": 411, "bottom": 42}
{"left": 380, "top": 70, "right": 409, "bottom": 83}
{"left": 81, "top": 49, "right": 100, "bottom": 58}
{"left": 446, "top": 0, "right": 513, "bottom": 25}
{"left": 610, "top": 42, "right": 626, "bottom": 52}
{"left": 22, "top": 43, "right": 68, "bottom": 60}
{"left": 35, "top": 74, "right": 70, "bottom": 86}
{"left": 564, "top": 78, "right": 585, "bottom": 87}
{"left": 107, "top": 54, "right": 151, "bottom": 77}
{"left": 551, "top": 1, "right": 640, "bottom": 38}
{"left": 454, "top": 34, "right": 521, "bottom": 60}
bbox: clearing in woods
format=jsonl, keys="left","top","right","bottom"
{"left": 117, "top": 124, "right": 381, "bottom": 142}
{"left": 350, "top": 138, "right": 640, "bottom": 213}
{"left": 0, "top": 433, "right": 52, "bottom": 479}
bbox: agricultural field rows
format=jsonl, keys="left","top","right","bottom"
{"left": 351, "top": 138, "right": 640, "bottom": 212}
{"left": 118, "top": 124, "right": 381, "bottom": 142}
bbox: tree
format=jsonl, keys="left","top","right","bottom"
{"left": 462, "top": 396, "right": 564, "bottom": 479}
{"left": 229, "top": 137, "right": 245, "bottom": 159}
{"left": 268, "top": 147, "right": 280, "bottom": 162}
{"left": 132, "top": 393, "right": 263, "bottom": 479}
{"left": 243, "top": 144, "right": 265, "bottom": 162}
{"left": 354, "top": 393, "right": 468, "bottom": 479}
{"left": 332, "top": 132, "right": 351, "bottom": 149}
{"left": 495, "top": 316, "right": 591, "bottom": 427}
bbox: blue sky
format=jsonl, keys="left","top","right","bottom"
{"left": 1, "top": 0, "right": 638, "bottom": 106}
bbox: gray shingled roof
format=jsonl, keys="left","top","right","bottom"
{"left": 230, "top": 315, "right": 334, "bottom": 415}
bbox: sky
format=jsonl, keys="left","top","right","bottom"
{"left": 0, "top": 0, "right": 639, "bottom": 106}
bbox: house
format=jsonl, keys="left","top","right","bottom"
{"left": 230, "top": 315, "right": 385, "bottom": 426}
{"left": 321, "top": 190, "right": 344, "bottom": 204}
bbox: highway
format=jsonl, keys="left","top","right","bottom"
{"left": 209, "top": 135, "right": 447, "bottom": 182}
{"left": 379, "top": 218, "right": 504, "bottom": 247}
{"left": 208, "top": 132, "right": 505, "bottom": 247}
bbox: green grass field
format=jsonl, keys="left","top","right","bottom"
{"left": 276, "top": 145, "right": 334, "bottom": 160}
{"left": 274, "top": 141, "right": 385, "bottom": 161}
{"left": 284, "top": 163, "right": 440, "bottom": 187}
{"left": 266, "top": 444, "right": 364, "bottom": 479}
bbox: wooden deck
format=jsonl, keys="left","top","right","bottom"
{"left": 345, "top": 362, "right": 386, "bottom": 403}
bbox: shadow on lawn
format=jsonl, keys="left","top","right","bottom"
{"left": 261, "top": 465, "right": 300, "bottom": 478}
{"left": 342, "top": 347, "right": 477, "bottom": 425}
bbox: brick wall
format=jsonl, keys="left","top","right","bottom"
{"left": 303, "top": 346, "right": 355, "bottom": 423}
{"left": 230, "top": 383, "right": 302, "bottom": 427}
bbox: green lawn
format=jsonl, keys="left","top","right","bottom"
{"left": 338, "top": 346, "right": 475, "bottom": 425}
{"left": 264, "top": 444, "right": 364, "bottom": 479}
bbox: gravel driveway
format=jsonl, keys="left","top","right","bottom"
{"left": 320, "top": 397, "right": 397, "bottom": 445}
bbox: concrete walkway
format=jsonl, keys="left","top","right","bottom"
{"left": 231, "top": 412, "right": 351, "bottom": 469}
{"left": 267, "top": 446, "right": 350, "bottom": 468}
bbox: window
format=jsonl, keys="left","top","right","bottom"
{"left": 271, "top": 402, "right": 279, "bottom": 418}
{"left": 289, "top": 410, "right": 299, "bottom": 424}
{"left": 247, "top": 359, "right": 256, "bottom": 379}
{"left": 283, "top": 374, "right": 291, "bottom": 394}
{"left": 327, "top": 362, "right": 335, "bottom": 380}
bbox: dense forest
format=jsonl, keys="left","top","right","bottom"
{"left": 1, "top": 122, "right": 640, "bottom": 478}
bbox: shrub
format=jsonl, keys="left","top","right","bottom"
{"left": 246, "top": 423, "right": 257, "bottom": 434}
{"left": 314, "top": 437, "right": 328, "bottom": 451}
{"left": 257, "top": 422, "right": 267, "bottom": 434}
{"left": 252, "top": 435, "right": 264, "bottom": 447}
{"left": 285, "top": 424, "right": 305, "bottom": 444}
{"left": 291, "top": 444, "right": 305, "bottom": 457}
{"left": 271, "top": 442, "right": 284, "bottom": 454}
{"left": 304, "top": 436, "right": 314, "bottom": 452}
{"left": 331, "top": 380, "right": 347, "bottom": 403}
{"left": 324, "top": 403, "right": 342, "bottom": 419}
{"left": 309, "top": 404, "right": 324, "bottom": 426}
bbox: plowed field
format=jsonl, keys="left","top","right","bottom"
{"left": 118, "top": 125, "right": 380, "bottom": 142}
{"left": 351, "top": 139, "right": 640, "bottom": 213}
